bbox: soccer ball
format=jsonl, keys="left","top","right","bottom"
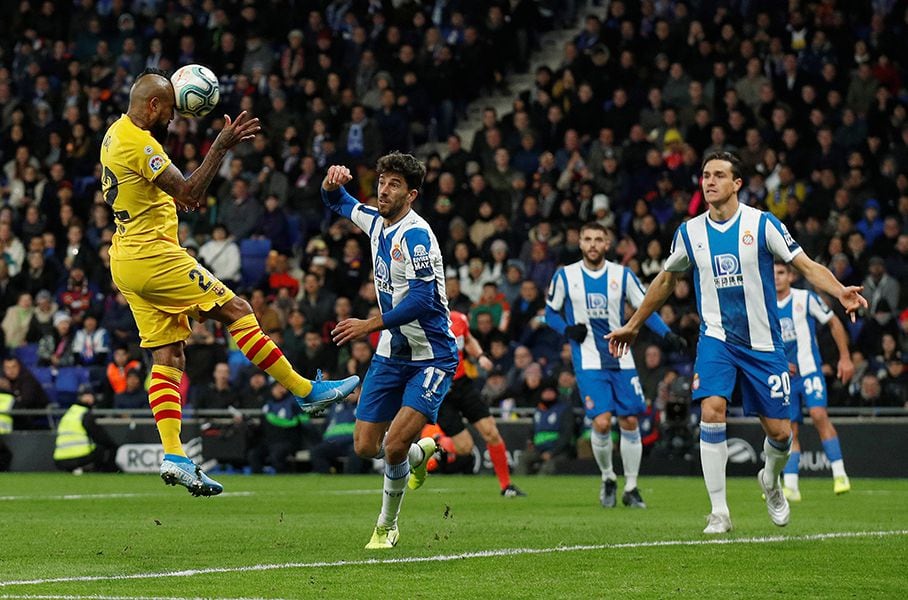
{"left": 171, "top": 64, "right": 220, "bottom": 118}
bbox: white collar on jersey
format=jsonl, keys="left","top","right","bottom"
{"left": 580, "top": 261, "right": 608, "bottom": 277}
{"left": 706, "top": 203, "right": 743, "bottom": 233}
{"left": 777, "top": 291, "right": 793, "bottom": 308}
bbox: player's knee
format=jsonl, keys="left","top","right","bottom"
{"left": 353, "top": 438, "right": 380, "bottom": 460}
{"left": 453, "top": 436, "right": 473, "bottom": 455}
{"left": 152, "top": 344, "right": 185, "bottom": 371}
{"left": 382, "top": 438, "right": 409, "bottom": 464}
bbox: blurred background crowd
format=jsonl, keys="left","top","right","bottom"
{"left": 0, "top": 0, "right": 907, "bottom": 460}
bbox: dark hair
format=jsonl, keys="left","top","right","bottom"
{"left": 376, "top": 151, "right": 426, "bottom": 192}
{"left": 579, "top": 221, "right": 609, "bottom": 236}
{"left": 138, "top": 67, "right": 169, "bottom": 79}
{"left": 701, "top": 151, "right": 744, "bottom": 180}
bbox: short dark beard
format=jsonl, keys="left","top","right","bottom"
{"left": 150, "top": 122, "right": 169, "bottom": 145}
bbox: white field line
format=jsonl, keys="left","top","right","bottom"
{"left": 1, "top": 529, "right": 906, "bottom": 588}
{"left": 0, "top": 492, "right": 253, "bottom": 501}
{"left": 0, "top": 596, "right": 275, "bottom": 600}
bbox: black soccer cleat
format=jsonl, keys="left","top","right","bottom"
{"left": 600, "top": 479, "right": 617, "bottom": 508}
{"left": 622, "top": 488, "right": 647, "bottom": 508}
{"left": 501, "top": 484, "right": 527, "bottom": 498}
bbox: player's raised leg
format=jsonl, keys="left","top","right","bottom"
{"left": 203, "top": 297, "right": 359, "bottom": 412}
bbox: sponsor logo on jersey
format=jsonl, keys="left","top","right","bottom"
{"left": 781, "top": 223, "right": 795, "bottom": 246}
{"left": 742, "top": 230, "right": 754, "bottom": 245}
{"left": 375, "top": 257, "right": 392, "bottom": 294}
{"left": 692, "top": 373, "right": 700, "bottom": 390}
{"left": 411, "top": 243, "right": 432, "bottom": 271}
{"left": 713, "top": 253, "right": 743, "bottom": 288}
{"left": 149, "top": 155, "right": 165, "bottom": 172}
{"left": 780, "top": 317, "right": 797, "bottom": 342}
{"left": 586, "top": 292, "right": 609, "bottom": 319}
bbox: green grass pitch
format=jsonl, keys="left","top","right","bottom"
{"left": 1, "top": 473, "right": 906, "bottom": 599}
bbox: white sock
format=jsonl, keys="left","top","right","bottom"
{"left": 620, "top": 427, "right": 642, "bottom": 491}
{"left": 699, "top": 422, "right": 728, "bottom": 515}
{"left": 784, "top": 473, "right": 799, "bottom": 491}
{"left": 377, "top": 459, "right": 409, "bottom": 528}
{"left": 831, "top": 459, "right": 846, "bottom": 478}
{"left": 763, "top": 436, "right": 791, "bottom": 489}
{"left": 408, "top": 442, "right": 426, "bottom": 467}
{"left": 591, "top": 429, "right": 615, "bottom": 481}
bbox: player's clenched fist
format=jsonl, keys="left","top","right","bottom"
{"left": 323, "top": 165, "right": 353, "bottom": 191}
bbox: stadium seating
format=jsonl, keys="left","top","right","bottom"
{"left": 54, "top": 366, "right": 91, "bottom": 407}
{"left": 32, "top": 366, "right": 57, "bottom": 406}
{"left": 239, "top": 238, "right": 271, "bottom": 288}
{"left": 13, "top": 344, "right": 39, "bottom": 369}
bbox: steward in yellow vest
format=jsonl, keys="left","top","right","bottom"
{"left": 0, "top": 389, "right": 13, "bottom": 471}
{"left": 54, "top": 391, "right": 119, "bottom": 473}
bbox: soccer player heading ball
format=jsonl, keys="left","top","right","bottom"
{"left": 100, "top": 68, "right": 359, "bottom": 496}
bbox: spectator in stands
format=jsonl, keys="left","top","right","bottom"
{"left": 220, "top": 178, "right": 263, "bottom": 242}
{"left": 198, "top": 224, "right": 241, "bottom": 288}
{"left": 2, "top": 292, "right": 33, "bottom": 350}
{"left": 469, "top": 282, "right": 510, "bottom": 332}
{"left": 25, "top": 290, "right": 57, "bottom": 344}
{"left": 3, "top": 357, "right": 48, "bottom": 429}
{"left": 515, "top": 380, "right": 574, "bottom": 475}
{"left": 299, "top": 271, "right": 336, "bottom": 326}
{"left": 311, "top": 391, "right": 362, "bottom": 474}
{"left": 37, "top": 311, "right": 75, "bottom": 368}
{"left": 56, "top": 263, "right": 99, "bottom": 324}
{"left": 247, "top": 382, "right": 310, "bottom": 474}
{"left": 72, "top": 312, "right": 109, "bottom": 368}
{"left": 195, "top": 363, "right": 237, "bottom": 412}
{"left": 113, "top": 369, "right": 147, "bottom": 411}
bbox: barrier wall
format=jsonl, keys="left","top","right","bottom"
{"left": 5, "top": 417, "right": 907, "bottom": 477}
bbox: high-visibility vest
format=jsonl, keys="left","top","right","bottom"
{"left": 53, "top": 405, "right": 95, "bottom": 460}
{"left": 0, "top": 392, "right": 12, "bottom": 435}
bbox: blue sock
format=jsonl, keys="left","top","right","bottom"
{"left": 164, "top": 453, "right": 192, "bottom": 463}
{"left": 784, "top": 451, "right": 800, "bottom": 475}
{"left": 821, "top": 438, "right": 843, "bottom": 462}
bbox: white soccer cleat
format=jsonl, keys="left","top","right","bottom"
{"left": 703, "top": 512, "right": 733, "bottom": 534}
{"left": 758, "top": 468, "right": 790, "bottom": 527}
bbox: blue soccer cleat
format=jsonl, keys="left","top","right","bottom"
{"left": 295, "top": 370, "right": 360, "bottom": 414}
{"left": 160, "top": 454, "right": 223, "bottom": 497}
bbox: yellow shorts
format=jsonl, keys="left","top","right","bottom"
{"left": 111, "top": 250, "right": 236, "bottom": 348}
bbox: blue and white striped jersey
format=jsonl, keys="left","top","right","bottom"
{"left": 546, "top": 260, "right": 654, "bottom": 371}
{"left": 323, "top": 187, "right": 457, "bottom": 369}
{"left": 664, "top": 204, "right": 802, "bottom": 352}
{"left": 777, "top": 287, "right": 832, "bottom": 377}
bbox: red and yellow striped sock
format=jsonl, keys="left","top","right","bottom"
{"left": 149, "top": 365, "right": 185, "bottom": 456}
{"left": 228, "top": 314, "right": 313, "bottom": 397}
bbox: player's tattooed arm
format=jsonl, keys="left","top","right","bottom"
{"left": 154, "top": 151, "right": 225, "bottom": 211}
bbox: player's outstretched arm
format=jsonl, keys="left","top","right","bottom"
{"left": 827, "top": 314, "right": 855, "bottom": 384}
{"left": 790, "top": 253, "right": 868, "bottom": 322}
{"left": 322, "top": 164, "right": 353, "bottom": 191}
{"left": 155, "top": 111, "right": 260, "bottom": 210}
{"left": 605, "top": 270, "right": 681, "bottom": 357}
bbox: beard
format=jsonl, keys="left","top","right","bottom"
{"left": 150, "top": 121, "right": 169, "bottom": 145}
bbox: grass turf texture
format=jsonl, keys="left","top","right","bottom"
{"left": 1, "top": 474, "right": 906, "bottom": 599}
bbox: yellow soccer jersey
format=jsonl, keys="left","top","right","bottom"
{"left": 100, "top": 114, "right": 179, "bottom": 260}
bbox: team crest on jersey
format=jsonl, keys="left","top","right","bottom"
{"left": 149, "top": 155, "right": 165, "bottom": 172}
{"left": 795, "top": 302, "right": 804, "bottom": 313}
{"left": 692, "top": 373, "right": 700, "bottom": 390}
{"left": 144, "top": 145, "right": 153, "bottom": 155}
{"left": 742, "top": 230, "right": 754, "bottom": 245}
{"left": 586, "top": 293, "right": 609, "bottom": 318}
{"left": 212, "top": 284, "right": 226, "bottom": 297}
{"left": 584, "top": 395, "right": 594, "bottom": 410}
{"left": 391, "top": 245, "right": 403, "bottom": 262}
{"left": 375, "top": 257, "right": 392, "bottom": 294}
{"left": 609, "top": 279, "right": 619, "bottom": 291}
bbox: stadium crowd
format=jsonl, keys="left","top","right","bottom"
{"left": 0, "top": 0, "right": 907, "bottom": 463}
